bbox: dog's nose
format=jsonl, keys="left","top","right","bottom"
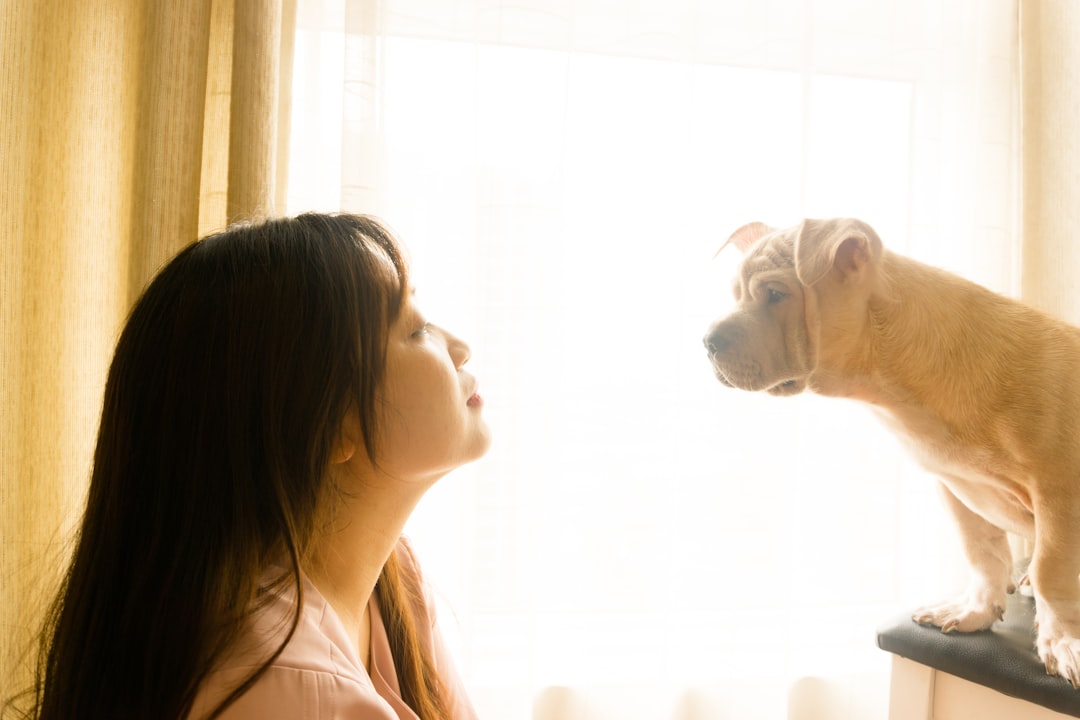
{"left": 703, "top": 327, "right": 730, "bottom": 355}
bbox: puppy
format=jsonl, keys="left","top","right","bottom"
{"left": 703, "top": 218, "right": 1080, "bottom": 686}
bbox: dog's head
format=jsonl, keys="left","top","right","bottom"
{"left": 703, "top": 218, "right": 883, "bottom": 396}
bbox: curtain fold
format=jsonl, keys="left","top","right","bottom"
{"left": 130, "top": 3, "right": 214, "bottom": 299}
{"left": 1019, "top": 0, "right": 1080, "bottom": 324}
{"left": 0, "top": 0, "right": 295, "bottom": 697}
{"left": 228, "top": 0, "right": 290, "bottom": 224}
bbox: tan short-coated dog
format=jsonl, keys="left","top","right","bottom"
{"left": 703, "top": 218, "right": 1080, "bottom": 686}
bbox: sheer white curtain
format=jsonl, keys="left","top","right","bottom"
{"left": 286, "top": 2, "right": 1019, "bottom": 718}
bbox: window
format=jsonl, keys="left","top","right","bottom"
{"left": 288, "top": 3, "right": 1017, "bottom": 715}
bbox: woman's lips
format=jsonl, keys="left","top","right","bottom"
{"left": 467, "top": 391, "right": 482, "bottom": 407}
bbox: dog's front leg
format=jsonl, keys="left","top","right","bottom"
{"left": 912, "top": 481, "right": 1013, "bottom": 632}
{"left": 1028, "top": 497, "right": 1080, "bottom": 687}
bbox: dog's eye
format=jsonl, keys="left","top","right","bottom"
{"left": 767, "top": 288, "right": 788, "bottom": 304}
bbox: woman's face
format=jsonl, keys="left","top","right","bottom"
{"left": 372, "top": 294, "right": 491, "bottom": 483}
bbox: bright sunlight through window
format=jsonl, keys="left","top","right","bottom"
{"left": 288, "top": 30, "right": 944, "bottom": 720}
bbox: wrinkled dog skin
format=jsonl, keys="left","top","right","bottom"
{"left": 703, "top": 218, "right": 1080, "bottom": 686}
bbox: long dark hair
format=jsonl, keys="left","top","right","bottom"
{"left": 14, "top": 213, "right": 456, "bottom": 719}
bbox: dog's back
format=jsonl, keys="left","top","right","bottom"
{"left": 865, "top": 249, "right": 1080, "bottom": 512}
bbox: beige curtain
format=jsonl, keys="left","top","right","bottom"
{"left": 0, "top": 0, "right": 296, "bottom": 698}
{"left": 1020, "top": 0, "right": 1080, "bottom": 324}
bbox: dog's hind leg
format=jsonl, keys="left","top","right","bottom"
{"left": 1028, "top": 493, "right": 1080, "bottom": 688}
{"left": 912, "top": 481, "right": 1013, "bottom": 633}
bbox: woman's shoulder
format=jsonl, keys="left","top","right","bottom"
{"left": 193, "top": 663, "right": 400, "bottom": 719}
{"left": 390, "top": 538, "right": 479, "bottom": 720}
{"left": 191, "top": 569, "right": 384, "bottom": 719}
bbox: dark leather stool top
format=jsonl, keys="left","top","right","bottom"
{"left": 877, "top": 592, "right": 1080, "bottom": 717}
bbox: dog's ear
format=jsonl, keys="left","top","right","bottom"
{"left": 717, "top": 222, "right": 773, "bottom": 257}
{"left": 794, "top": 218, "right": 882, "bottom": 287}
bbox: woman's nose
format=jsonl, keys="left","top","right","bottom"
{"left": 445, "top": 330, "right": 471, "bottom": 368}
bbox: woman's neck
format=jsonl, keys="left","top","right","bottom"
{"left": 304, "top": 476, "right": 426, "bottom": 670}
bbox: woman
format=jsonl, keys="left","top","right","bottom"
{"left": 20, "top": 213, "right": 490, "bottom": 719}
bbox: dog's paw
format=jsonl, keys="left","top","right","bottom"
{"left": 1035, "top": 601, "right": 1080, "bottom": 688}
{"left": 912, "top": 596, "right": 1004, "bottom": 633}
{"left": 1039, "top": 634, "right": 1080, "bottom": 689}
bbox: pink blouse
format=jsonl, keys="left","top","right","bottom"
{"left": 189, "top": 539, "right": 478, "bottom": 720}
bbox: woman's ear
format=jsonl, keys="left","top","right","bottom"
{"left": 330, "top": 405, "right": 361, "bottom": 464}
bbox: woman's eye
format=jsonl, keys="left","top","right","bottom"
{"left": 767, "top": 288, "right": 787, "bottom": 304}
{"left": 412, "top": 322, "right": 431, "bottom": 338}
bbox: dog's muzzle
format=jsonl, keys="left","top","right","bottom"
{"left": 703, "top": 327, "right": 735, "bottom": 387}
{"left": 703, "top": 323, "right": 802, "bottom": 394}
{"left": 699, "top": 323, "right": 743, "bottom": 358}
{"left": 703, "top": 326, "right": 733, "bottom": 356}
